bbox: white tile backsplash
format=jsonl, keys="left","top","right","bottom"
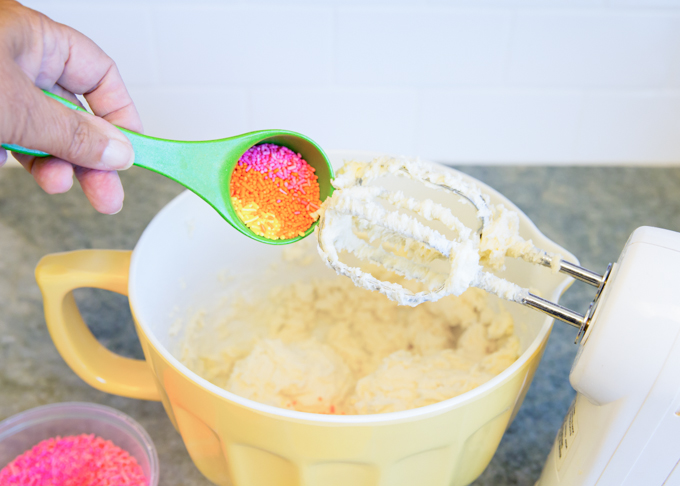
{"left": 417, "top": 89, "right": 583, "bottom": 163}
{"left": 127, "top": 87, "right": 249, "bottom": 140}
{"left": 250, "top": 88, "right": 418, "bottom": 154}
{"left": 508, "top": 10, "right": 680, "bottom": 89}
{"left": 9, "top": 1, "right": 680, "bottom": 164}
{"left": 576, "top": 91, "right": 680, "bottom": 163}
{"left": 152, "top": 5, "right": 333, "bottom": 86}
{"left": 336, "top": 8, "right": 512, "bottom": 86}
{"left": 608, "top": 0, "right": 680, "bottom": 7}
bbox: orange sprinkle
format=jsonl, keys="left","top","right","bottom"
{"left": 230, "top": 144, "right": 322, "bottom": 240}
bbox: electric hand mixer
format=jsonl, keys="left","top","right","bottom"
{"left": 317, "top": 157, "right": 680, "bottom": 486}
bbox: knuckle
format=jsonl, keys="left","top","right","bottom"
{"left": 65, "top": 117, "right": 96, "bottom": 161}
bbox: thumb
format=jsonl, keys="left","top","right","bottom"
{"left": 8, "top": 82, "right": 134, "bottom": 171}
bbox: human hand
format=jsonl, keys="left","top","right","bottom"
{"left": 0, "top": 0, "right": 143, "bottom": 214}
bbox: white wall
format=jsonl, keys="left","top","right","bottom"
{"left": 10, "top": 0, "right": 680, "bottom": 165}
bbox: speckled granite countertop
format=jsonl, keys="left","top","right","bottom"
{"left": 2, "top": 164, "right": 680, "bottom": 485}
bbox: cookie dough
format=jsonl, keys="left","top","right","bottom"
{"left": 179, "top": 272, "right": 519, "bottom": 415}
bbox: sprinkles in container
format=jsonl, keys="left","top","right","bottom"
{"left": 1, "top": 434, "right": 147, "bottom": 485}
{"left": 230, "top": 144, "right": 323, "bottom": 240}
{"left": 0, "top": 402, "right": 159, "bottom": 486}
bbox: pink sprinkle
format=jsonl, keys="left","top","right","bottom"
{"left": 0, "top": 434, "right": 148, "bottom": 486}
{"left": 237, "top": 143, "right": 310, "bottom": 178}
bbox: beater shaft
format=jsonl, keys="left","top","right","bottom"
{"left": 540, "top": 256, "right": 604, "bottom": 287}
{"left": 521, "top": 293, "right": 585, "bottom": 329}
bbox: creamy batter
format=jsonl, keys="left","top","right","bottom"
{"left": 178, "top": 268, "right": 519, "bottom": 415}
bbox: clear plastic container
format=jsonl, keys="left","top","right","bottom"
{"left": 0, "top": 402, "right": 159, "bottom": 485}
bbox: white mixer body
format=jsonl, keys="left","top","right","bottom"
{"left": 537, "top": 227, "right": 680, "bottom": 486}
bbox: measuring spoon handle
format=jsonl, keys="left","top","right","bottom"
{"left": 0, "top": 90, "right": 172, "bottom": 172}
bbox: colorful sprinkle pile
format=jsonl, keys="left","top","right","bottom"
{"left": 0, "top": 434, "right": 148, "bottom": 486}
{"left": 230, "top": 143, "right": 322, "bottom": 240}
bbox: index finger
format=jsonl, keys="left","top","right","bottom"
{"left": 54, "top": 23, "right": 143, "bottom": 133}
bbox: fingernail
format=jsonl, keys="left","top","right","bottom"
{"left": 100, "top": 139, "right": 134, "bottom": 170}
{"left": 110, "top": 202, "right": 124, "bottom": 215}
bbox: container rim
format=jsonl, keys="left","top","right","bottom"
{"left": 0, "top": 402, "right": 159, "bottom": 484}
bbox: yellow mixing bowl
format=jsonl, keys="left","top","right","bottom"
{"left": 35, "top": 151, "right": 575, "bottom": 486}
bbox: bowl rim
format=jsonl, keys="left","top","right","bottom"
{"left": 0, "top": 401, "right": 159, "bottom": 484}
{"left": 129, "top": 150, "right": 577, "bottom": 425}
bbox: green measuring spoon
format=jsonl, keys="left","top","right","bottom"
{"left": 2, "top": 90, "right": 334, "bottom": 245}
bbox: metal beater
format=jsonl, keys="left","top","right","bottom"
{"left": 316, "top": 156, "right": 609, "bottom": 343}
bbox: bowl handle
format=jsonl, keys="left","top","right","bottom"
{"left": 35, "top": 250, "right": 161, "bottom": 401}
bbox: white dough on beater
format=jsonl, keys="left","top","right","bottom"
{"left": 316, "top": 157, "right": 555, "bottom": 306}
